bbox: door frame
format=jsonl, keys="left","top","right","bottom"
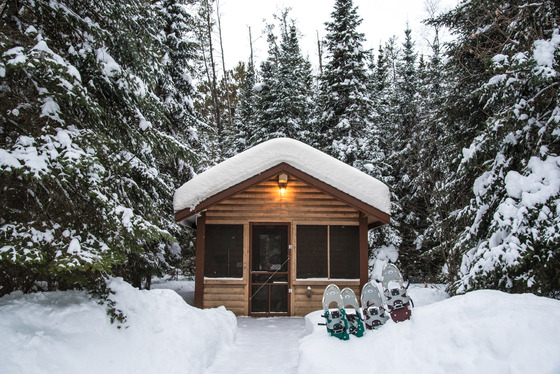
{"left": 249, "top": 222, "right": 291, "bottom": 316}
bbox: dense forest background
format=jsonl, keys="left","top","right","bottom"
{"left": 1, "top": 0, "right": 559, "bottom": 298}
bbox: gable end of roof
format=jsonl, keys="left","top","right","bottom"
{"left": 174, "top": 162, "right": 390, "bottom": 226}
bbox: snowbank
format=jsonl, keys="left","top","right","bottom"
{"left": 407, "top": 283, "right": 450, "bottom": 307}
{"left": 151, "top": 276, "right": 195, "bottom": 305}
{"left": 0, "top": 278, "right": 236, "bottom": 374}
{"left": 301, "top": 290, "right": 560, "bottom": 374}
{"left": 173, "top": 138, "right": 391, "bottom": 215}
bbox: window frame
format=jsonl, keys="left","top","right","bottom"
{"left": 204, "top": 224, "right": 244, "bottom": 278}
{"left": 296, "top": 224, "right": 360, "bottom": 280}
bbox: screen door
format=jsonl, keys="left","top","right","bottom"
{"left": 250, "top": 224, "right": 289, "bottom": 315}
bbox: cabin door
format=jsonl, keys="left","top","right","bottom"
{"left": 250, "top": 224, "right": 290, "bottom": 316}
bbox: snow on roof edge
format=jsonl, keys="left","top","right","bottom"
{"left": 173, "top": 138, "right": 391, "bottom": 216}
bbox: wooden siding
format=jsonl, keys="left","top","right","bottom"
{"left": 201, "top": 174, "right": 363, "bottom": 316}
{"left": 203, "top": 282, "right": 246, "bottom": 315}
{"left": 205, "top": 176, "right": 360, "bottom": 224}
{"left": 293, "top": 281, "right": 361, "bottom": 316}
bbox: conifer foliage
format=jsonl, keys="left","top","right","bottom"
{"left": 316, "top": 0, "right": 371, "bottom": 165}
{"left": 228, "top": 60, "right": 256, "bottom": 156}
{"left": 228, "top": 11, "right": 314, "bottom": 150}
{"left": 437, "top": 0, "right": 560, "bottom": 296}
{"left": 1, "top": 0, "right": 559, "bottom": 301}
{"left": 0, "top": 0, "right": 200, "bottom": 294}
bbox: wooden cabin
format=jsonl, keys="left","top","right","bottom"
{"left": 173, "top": 138, "right": 390, "bottom": 316}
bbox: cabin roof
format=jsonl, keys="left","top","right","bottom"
{"left": 173, "top": 138, "right": 391, "bottom": 224}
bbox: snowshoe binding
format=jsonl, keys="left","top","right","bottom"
{"left": 321, "top": 284, "right": 349, "bottom": 340}
{"left": 360, "top": 282, "right": 389, "bottom": 330}
{"left": 341, "top": 287, "right": 365, "bottom": 337}
{"left": 382, "top": 264, "right": 413, "bottom": 322}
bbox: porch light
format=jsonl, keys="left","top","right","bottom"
{"left": 278, "top": 173, "right": 288, "bottom": 195}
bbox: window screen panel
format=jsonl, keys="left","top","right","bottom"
{"left": 251, "top": 285, "right": 269, "bottom": 313}
{"left": 296, "top": 225, "right": 328, "bottom": 278}
{"left": 329, "top": 225, "right": 359, "bottom": 279}
{"left": 270, "top": 285, "right": 288, "bottom": 312}
{"left": 252, "top": 225, "right": 288, "bottom": 272}
{"left": 204, "top": 224, "right": 243, "bottom": 278}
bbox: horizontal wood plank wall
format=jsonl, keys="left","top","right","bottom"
{"left": 205, "top": 177, "right": 360, "bottom": 224}
{"left": 204, "top": 175, "right": 361, "bottom": 316}
{"left": 293, "top": 281, "right": 361, "bottom": 316}
{"left": 203, "top": 283, "right": 246, "bottom": 315}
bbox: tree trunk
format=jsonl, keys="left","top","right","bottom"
{"left": 216, "top": 0, "right": 234, "bottom": 131}
{"left": 317, "top": 30, "right": 323, "bottom": 76}
{"left": 204, "top": 0, "right": 222, "bottom": 140}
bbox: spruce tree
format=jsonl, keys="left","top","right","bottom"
{"left": 0, "top": 0, "right": 199, "bottom": 293}
{"left": 379, "top": 26, "right": 425, "bottom": 278}
{"left": 246, "top": 13, "right": 314, "bottom": 147}
{"left": 412, "top": 39, "right": 450, "bottom": 282}
{"left": 276, "top": 24, "right": 314, "bottom": 142}
{"left": 248, "top": 28, "right": 281, "bottom": 146}
{"left": 434, "top": 0, "right": 560, "bottom": 296}
{"left": 196, "top": 62, "right": 244, "bottom": 163}
{"left": 315, "top": 0, "right": 371, "bottom": 165}
{"left": 228, "top": 61, "right": 255, "bottom": 155}
{"left": 364, "top": 47, "right": 403, "bottom": 279}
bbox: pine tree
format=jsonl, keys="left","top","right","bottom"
{"left": 363, "top": 47, "right": 403, "bottom": 280}
{"left": 413, "top": 13, "right": 463, "bottom": 283}
{"left": 246, "top": 12, "right": 314, "bottom": 147}
{"left": 0, "top": 0, "right": 199, "bottom": 293}
{"left": 248, "top": 27, "right": 281, "bottom": 146}
{"left": 196, "top": 62, "right": 244, "bottom": 164}
{"left": 371, "top": 44, "right": 391, "bottom": 115}
{"left": 434, "top": 0, "right": 560, "bottom": 296}
{"left": 194, "top": 0, "right": 226, "bottom": 164}
{"left": 156, "top": 0, "right": 202, "bottom": 150}
{"left": 378, "top": 26, "right": 425, "bottom": 278}
{"left": 315, "top": 0, "right": 372, "bottom": 165}
{"left": 276, "top": 24, "right": 314, "bottom": 141}
{"left": 227, "top": 60, "right": 255, "bottom": 155}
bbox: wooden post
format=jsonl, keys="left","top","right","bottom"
{"left": 194, "top": 212, "right": 206, "bottom": 309}
{"left": 359, "top": 213, "right": 369, "bottom": 292}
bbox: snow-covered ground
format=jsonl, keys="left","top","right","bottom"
{"left": 1, "top": 279, "right": 560, "bottom": 374}
{"left": 302, "top": 289, "right": 560, "bottom": 374}
{"left": 0, "top": 278, "right": 235, "bottom": 374}
{"left": 204, "top": 317, "right": 304, "bottom": 374}
{"left": 152, "top": 275, "right": 195, "bottom": 305}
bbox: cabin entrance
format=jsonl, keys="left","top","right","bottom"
{"left": 250, "top": 224, "right": 290, "bottom": 316}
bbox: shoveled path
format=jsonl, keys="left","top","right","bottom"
{"left": 203, "top": 317, "right": 305, "bottom": 374}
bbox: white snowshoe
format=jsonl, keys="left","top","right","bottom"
{"left": 321, "top": 284, "right": 349, "bottom": 340}
{"left": 381, "top": 264, "right": 412, "bottom": 322}
{"left": 340, "top": 287, "right": 365, "bottom": 337}
{"left": 360, "top": 282, "right": 389, "bottom": 330}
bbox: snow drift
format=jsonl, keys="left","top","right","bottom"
{"left": 0, "top": 278, "right": 236, "bottom": 374}
{"left": 300, "top": 290, "right": 560, "bottom": 374}
{"left": 3, "top": 281, "right": 560, "bottom": 374}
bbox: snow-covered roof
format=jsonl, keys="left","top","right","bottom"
{"left": 173, "top": 138, "right": 391, "bottom": 216}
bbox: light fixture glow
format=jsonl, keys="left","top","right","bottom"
{"left": 278, "top": 173, "right": 288, "bottom": 195}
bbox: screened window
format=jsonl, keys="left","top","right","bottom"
{"left": 296, "top": 225, "right": 359, "bottom": 279}
{"left": 204, "top": 224, "right": 243, "bottom": 278}
{"left": 296, "top": 226, "right": 328, "bottom": 278}
{"left": 330, "top": 225, "right": 359, "bottom": 279}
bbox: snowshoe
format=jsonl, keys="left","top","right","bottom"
{"left": 381, "top": 264, "right": 413, "bottom": 322}
{"left": 360, "top": 282, "right": 389, "bottom": 330}
{"left": 321, "top": 284, "right": 349, "bottom": 340}
{"left": 340, "top": 288, "right": 365, "bottom": 337}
